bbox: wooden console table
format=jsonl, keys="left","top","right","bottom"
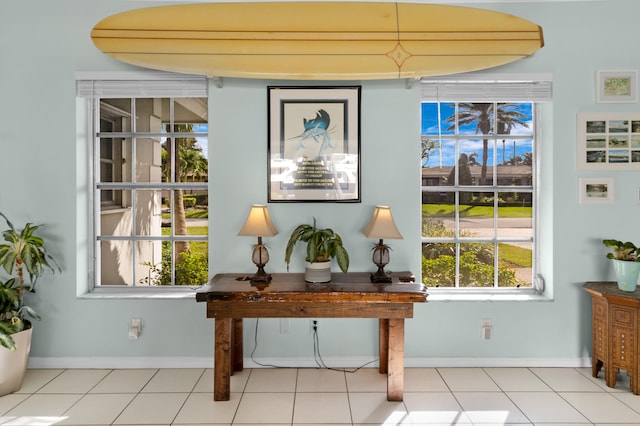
{"left": 584, "top": 281, "right": 640, "bottom": 394}
{"left": 196, "top": 272, "right": 427, "bottom": 401}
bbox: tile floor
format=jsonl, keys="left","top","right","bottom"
{"left": 1, "top": 366, "right": 640, "bottom": 425}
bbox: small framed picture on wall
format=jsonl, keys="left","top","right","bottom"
{"left": 596, "top": 70, "right": 638, "bottom": 103}
{"left": 579, "top": 178, "right": 614, "bottom": 205}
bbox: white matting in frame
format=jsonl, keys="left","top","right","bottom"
{"left": 596, "top": 70, "right": 638, "bottom": 103}
{"left": 577, "top": 112, "right": 640, "bottom": 170}
{"left": 579, "top": 178, "right": 614, "bottom": 205}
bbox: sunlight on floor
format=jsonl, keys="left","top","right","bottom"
{"left": 0, "top": 416, "right": 67, "bottom": 426}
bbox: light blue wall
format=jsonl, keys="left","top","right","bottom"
{"left": 1, "top": 0, "right": 639, "bottom": 365}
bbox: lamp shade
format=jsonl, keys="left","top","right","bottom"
{"left": 362, "top": 206, "right": 403, "bottom": 240}
{"left": 237, "top": 205, "right": 279, "bottom": 237}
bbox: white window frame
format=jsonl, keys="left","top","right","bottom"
{"left": 77, "top": 71, "right": 209, "bottom": 294}
{"left": 420, "top": 74, "right": 551, "bottom": 300}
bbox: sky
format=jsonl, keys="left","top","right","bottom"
{"left": 421, "top": 102, "right": 533, "bottom": 168}
{"left": 194, "top": 123, "right": 208, "bottom": 158}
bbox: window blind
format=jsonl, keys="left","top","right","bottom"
{"left": 76, "top": 71, "right": 208, "bottom": 98}
{"left": 421, "top": 74, "right": 552, "bottom": 102}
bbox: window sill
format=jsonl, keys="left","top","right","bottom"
{"left": 78, "top": 287, "right": 200, "bottom": 300}
{"left": 426, "top": 288, "right": 552, "bottom": 302}
{"left": 79, "top": 287, "right": 551, "bottom": 302}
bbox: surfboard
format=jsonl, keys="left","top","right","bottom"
{"left": 91, "top": 2, "right": 544, "bottom": 80}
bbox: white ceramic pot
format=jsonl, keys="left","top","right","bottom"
{"left": 305, "top": 261, "right": 331, "bottom": 283}
{"left": 0, "top": 325, "right": 32, "bottom": 396}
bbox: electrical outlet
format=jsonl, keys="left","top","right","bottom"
{"left": 310, "top": 319, "right": 318, "bottom": 334}
{"left": 129, "top": 318, "right": 142, "bottom": 340}
{"left": 279, "top": 318, "right": 289, "bottom": 334}
{"left": 481, "top": 318, "right": 492, "bottom": 340}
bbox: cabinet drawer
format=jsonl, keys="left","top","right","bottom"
{"left": 612, "top": 305, "right": 636, "bottom": 326}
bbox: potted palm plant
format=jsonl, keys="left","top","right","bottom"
{"left": 602, "top": 239, "right": 640, "bottom": 292}
{"left": 285, "top": 218, "right": 349, "bottom": 283}
{"left": 0, "top": 212, "right": 59, "bottom": 396}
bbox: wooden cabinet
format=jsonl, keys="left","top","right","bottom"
{"left": 584, "top": 282, "right": 640, "bottom": 393}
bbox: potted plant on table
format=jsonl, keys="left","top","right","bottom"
{"left": 602, "top": 239, "right": 640, "bottom": 292}
{"left": 0, "top": 212, "right": 59, "bottom": 396}
{"left": 285, "top": 218, "right": 349, "bottom": 283}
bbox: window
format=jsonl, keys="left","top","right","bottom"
{"left": 420, "top": 77, "right": 551, "bottom": 292}
{"left": 78, "top": 73, "right": 209, "bottom": 289}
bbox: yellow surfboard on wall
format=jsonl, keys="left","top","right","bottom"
{"left": 91, "top": 2, "right": 544, "bottom": 80}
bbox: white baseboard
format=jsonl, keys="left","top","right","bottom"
{"left": 405, "top": 357, "right": 592, "bottom": 368}
{"left": 28, "top": 357, "right": 215, "bottom": 369}
{"left": 29, "top": 356, "right": 592, "bottom": 369}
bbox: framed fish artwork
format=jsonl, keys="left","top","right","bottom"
{"left": 268, "top": 86, "right": 361, "bottom": 202}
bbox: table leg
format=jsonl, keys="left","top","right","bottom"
{"left": 387, "top": 318, "right": 404, "bottom": 401}
{"left": 631, "top": 369, "right": 639, "bottom": 395}
{"left": 379, "top": 319, "right": 389, "bottom": 374}
{"left": 233, "top": 318, "right": 243, "bottom": 372}
{"left": 214, "top": 318, "right": 232, "bottom": 401}
{"left": 592, "top": 358, "right": 603, "bottom": 378}
{"left": 605, "top": 366, "right": 618, "bottom": 389}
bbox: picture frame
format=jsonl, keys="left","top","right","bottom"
{"left": 596, "top": 70, "right": 638, "bottom": 103}
{"left": 579, "top": 178, "right": 614, "bottom": 205}
{"left": 576, "top": 112, "right": 640, "bottom": 170}
{"left": 268, "top": 86, "right": 361, "bottom": 202}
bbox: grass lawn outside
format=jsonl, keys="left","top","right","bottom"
{"left": 161, "top": 225, "right": 208, "bottom": 257}
{"left": 423, "top": 204, "right": 533, "bottom": 270}
{"left": 499, "top": 243, "right": 532, "bottom": 268}
{"left": 422, "top": 204, "right": 531, "bottom": 219}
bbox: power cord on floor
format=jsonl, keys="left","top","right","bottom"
{"left": 250, "top": 318, "right": 378, "bottom": 372}
{"left": 311, "top": 321, "right": 378, "bottom": 373}
{"left": 249, "top": 318, "right": 292, "bottom": 368}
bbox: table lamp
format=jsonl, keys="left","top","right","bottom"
{"left": 238, "top": 204, "right": 279, "bottom": 283}
{"left": 362, "top": 206, "right": 403, "bottom": 283}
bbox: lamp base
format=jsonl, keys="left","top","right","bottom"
{"left": 250, "top": 265, "right": 272, "bottom": 284}
{"left": 370, "top": 268, "right": 393, "bottom": 283}
{"left": 250, "top": 274, "right": 272, "bottom": 283}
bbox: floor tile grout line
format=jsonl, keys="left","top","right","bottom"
{"left": 169, "top": 369, "right": 206, "bottom": 426}
{"left": 341, "top": 369, "right": 355, "bottom": 425}
{"left": 110, "top": 368, "right": 162, "bottom": 426}
{"left": 535, "top": 367, "right": 595, "bottom": 425}
{"left": 290, "top": 368, "right": 299, "bottom": 425}
{"left": 487, "top": 367, "right": 536, "bottom": 426}
{"left": 34, "top": 368, "right": 67, "bottom": 394}
{"left": 230, "top": 367, "right": 252, "bottom": 425}
{"left": 568, "top": 366, "right": 640, "bottom": 423}
{"left": 6, "top": 367, "right": 640, "bottom": 425}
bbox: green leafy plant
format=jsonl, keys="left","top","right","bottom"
{"left": 603, "top": 239, "right": 640, "bottom": 261}
{"left": 140, "top": 245, "right": 208, "bottom": 286}
{"left": 0, "top": 213, "right": 59, "bottom": 350}
{"left": 284, "top": 218, "right": 349, "bottom": 273}
{"left": 421, "top": 218, "right": 526, "bottom": 288}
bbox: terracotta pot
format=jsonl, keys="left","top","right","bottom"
{"left": 305, "top": 261, "right": 331, "bottom": 283}
{"left": 0, "top": 325, "right": 32, "bottom": 396}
